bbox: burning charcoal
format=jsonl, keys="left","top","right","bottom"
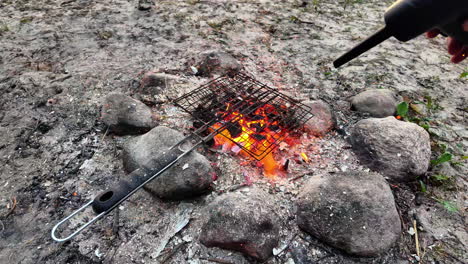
{"left": 266, "top": 113, "right": 278, "bottom": 119}
{"left": 226, "top": 122, "right": 242, "bottom": 138}
{"left": 252, "top": 134, "right": 266, "bottom": 141}
{"left": 252, "top": 123, "right": 265, "bottom": 133}
{"left": 251, "top": 115, "right": 264, "bottom": 121}
{"left": 269, "top": 124, "right": 280, "bottom": 131}
{"left": 193, "top": 105, "right": 216, "bottom": 124}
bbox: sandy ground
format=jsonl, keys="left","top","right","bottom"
{"left": 0, "top": 0, "right": 466, "bottom": 263}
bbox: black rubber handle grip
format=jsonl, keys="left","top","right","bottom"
{"left": 439, "top": 19, "right": 468, "bottom": 45}
{"left": 92, "top": 147, "right": 184, "bottom": 213}
{"left": 384, "top": 0, "right": 468, "bottom": 43}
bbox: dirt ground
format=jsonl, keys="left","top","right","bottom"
{"left": 0, "top": 0, "right": 466, "bottom": 263}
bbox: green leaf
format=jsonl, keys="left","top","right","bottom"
{"left": 396, "top": 102, "right": 408, "bottom": 117}
{"left": 431, "top": 152, "right": 453, "bottom": 166}
{"left": 419, "top": 180, "right": 427, "bottom": 193}
{"left": 440, "top": 200, "right": 458, "bottom": 213}
{"left": 460, "top": 72, "right": 468, "bottom": 78}
{"left": 461, "top": 156, "right": 468, "bottom": 160}
{"left": 432, "top": 174, "right": 449, "bottom": 181}
{"left": 289, "top": 16, "right": 299, "bottom": 22}
{"left": 419, "top": 123, "right": 429, "bottom": 131}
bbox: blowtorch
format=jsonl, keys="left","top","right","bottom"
{"left": 333, "top": 0, "right": 468, "bottom": 68}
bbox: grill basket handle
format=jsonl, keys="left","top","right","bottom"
{"left": 91, "top": 147, "right": 184, "bottom": 213}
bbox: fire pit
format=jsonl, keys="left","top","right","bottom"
{"left": 52, "top": 72, "right": 314, "bottom": 242}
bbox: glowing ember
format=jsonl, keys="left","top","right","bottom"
{"left": 210, "top": 102, "right": 300, "bottom": 178}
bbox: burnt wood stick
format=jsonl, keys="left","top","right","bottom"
{"left": 91, "top": 147, "right": 184, "bottom": 213}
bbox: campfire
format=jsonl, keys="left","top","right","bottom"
{"left": 174, "top": 72, "right": 314, "bottom": 178}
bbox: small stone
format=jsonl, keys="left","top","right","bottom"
{"left": 200, "top": 189, "right": 280, "bottom": 261}
{"left": 296, "top": 171, "right": 401, "bottom": 256}
{"left": 100, "top": 93, "right": 157, "bottom": 135}
{"left": 190, "top": 50, "right": 242, "bottom": 77}
{"left": 351, "top": 89, "right": 398, "bottom": 117}
{"left": 302, "top": 100, "right": 335, "bottom": 136}
{"left": 137, "top": 0, "right": 153, "bottom": 10}
{"left": 349, "top": 116, "right": 431, "bottom": 182}
{"left": 122, "top": 126, "right": 214, "bottom": 200}
{"left": 140, "top": 72, "right": 180, "bottom": 90}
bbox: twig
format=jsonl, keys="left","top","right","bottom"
{"left": 0, "top": 220, "right": 4, "bottom": 232}
{"left": 113, "top": 209, "right": 119, "bottom": 236}
{"left": 101, "top": 125, "right": 110, "bottom": 141}
{"left": 4, "top": 197, "right": 17, "bottom": 218}
{"left": 289, "top": 171, "right": 314, "bottom": 182}
{"left": 413, "top": 217, "right": 420, "bottom": 260}
{"left": 104, "top": 240, "right": 124, "bottom": 264}
{"left": 160, "top": 242, "right": 187, "bottom": 264}
{"left": 396, "top": 207, "right": 407, "bottom": 231}
{"left": 199, "top": 257, "right": 234, "bottom": 264}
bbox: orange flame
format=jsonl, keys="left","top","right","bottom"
{"left": 210, "top": 103, "right": 298, "bottom": 179}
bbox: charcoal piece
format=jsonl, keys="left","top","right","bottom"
{"left": 252, "top": 134, "right": 266, "bottom": 141}
{"left": 193, "top": 105, "right": 215, "bottom": 124}
{"left": 266, "top": 113, "right": 278, "bottom": 119}
{"left": 252, "top": 123, "right": 265, "bottom": 133}
{"left": 282, "top": 159, "right": 290, "bottom": 171}
{"left": 269, "top": 125, "right": 280, "bottom": 131}
{"left": 226, "top": 122, "right": 242, "bottom": 138}
{"left": 251, "top": 115, "right": 264, "bottom": 121}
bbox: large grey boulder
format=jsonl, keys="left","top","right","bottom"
{"left": 122, "top": 126, "right": 214, "bottom": 200}
{"left": 302, "top": 100, "right": 335, "bottom": 136}
{"left": 200, "top": 189, "right": 280, "bottom": 261}
{"left": 296, "top": 171, "right": 401, "bottom": 256}
{"left": 349, "top": 116, "right": 431, "bottom": 182}
{"left": 351, "top": 89, "right": 397, "bottom": 117}
{"left": 100, "top": 93, "right": 157, "bottom": 135}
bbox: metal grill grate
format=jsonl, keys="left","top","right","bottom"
{"left": 173, "top": 72, "right": 314, "bottom": 160}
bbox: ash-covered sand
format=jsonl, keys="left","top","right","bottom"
{"left": 0, "top": 0, "right": 466, "bottom": 263}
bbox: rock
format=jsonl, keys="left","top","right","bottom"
{"left": 302, "top": 100, "right": 335, "bottom": 136}
{"left": 137, "top": 0, "right": 153, "bottom": 10}
{"left": 100, "top": 93, "right": 157, "bottom": 135}
{"left": 349, "top": 116, "right": 431, "bottom": 182}
{"left": 191, "top": 50, "right": 242, "bottom": 77}
{"left": 296, "top": 171, "right": 401, "bottom": 256}
{"left": 122, "top": 126, "right": 214, "bottom": 200}
{"left": 200, "top": 189, "right": 280, "bottom": 261}
{"left": 140, "top": 72, "right": 180, "bottom": 89}
{"left": 351, "top": 89, "right": 397, "bottom": 117}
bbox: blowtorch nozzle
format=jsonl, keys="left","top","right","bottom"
{"left": 333, "top": 27, "right": 393, "bottom": 68}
